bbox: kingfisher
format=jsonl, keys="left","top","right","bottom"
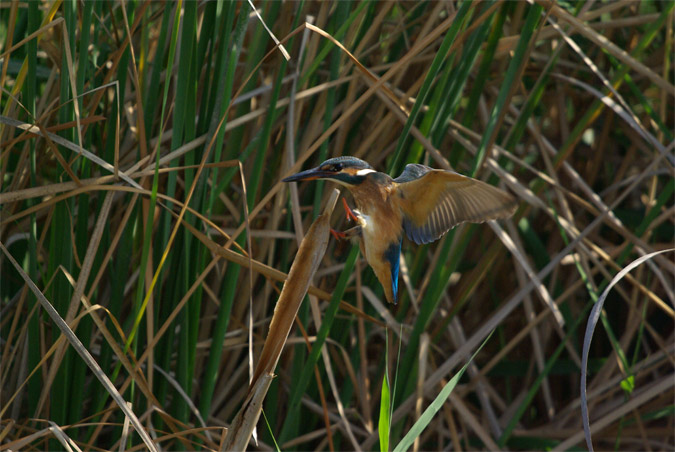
{"left": 283, "top": 156, "right": 517, "bottom": 304}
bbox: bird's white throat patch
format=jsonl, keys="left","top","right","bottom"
{"left": 354, "top": 210, "right": 371, "bottom": 230}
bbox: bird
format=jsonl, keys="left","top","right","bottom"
{"left": 282, "top": 156, "right": 517, "bottom": 304}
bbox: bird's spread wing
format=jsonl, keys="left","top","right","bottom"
{"left": 394, "top": 164, "right": 517, "bottom": 245}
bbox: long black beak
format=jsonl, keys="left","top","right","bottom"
{"left": 282, "top": 167, "right": 335, "bottom": 183}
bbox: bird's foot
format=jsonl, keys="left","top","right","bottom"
{"left": 330, "top": 225, "right": 362, "bottom": 241}
{"left": 342, "top": 198, "right": 359, "bottom": 223}
{"left": 330, "top": 228, "right": 347, "bottom": 241}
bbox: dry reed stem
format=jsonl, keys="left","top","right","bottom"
{"left": 222, "top": 189, "right": 337, "bottom": 451}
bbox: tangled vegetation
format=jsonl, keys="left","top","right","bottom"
{"left": 1, "top": 1, "right": 673, "bottom": 450}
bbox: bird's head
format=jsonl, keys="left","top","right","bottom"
{"left": 282, "top": 156, "right": 375, "bottom": 187}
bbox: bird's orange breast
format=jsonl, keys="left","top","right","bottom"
{"left": 349, "top": 181, "right": 403, "bottom": 303}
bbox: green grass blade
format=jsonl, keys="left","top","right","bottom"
{"left": 378, "top": 331, "right": 391, "bottom": 452}
{"left": 297, "top": 1, "right": 370, "bottom": 88}
{"left": 470, "top": 2, "right": 542, "bottom": 176}
{"left": 389, "top": 1, "right": 474, "bottom": 173}
{"left": 394, "top": 332, "right": 493, "bottom": 452}
{"left": 450, "top": 4, "right": 506, "bottom": 166}
{"left": 198, "top": 3, "right": 261, "bottom": 421}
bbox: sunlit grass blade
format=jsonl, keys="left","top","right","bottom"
{"left": 378, "top": 331, "right": 391, "bottom": 452}
{"left": 394, "top": 332, "right": 494, "bottom": 452}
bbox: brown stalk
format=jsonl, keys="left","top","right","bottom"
{"left": 220, "top": 189, "right": 338, "bottom": 451}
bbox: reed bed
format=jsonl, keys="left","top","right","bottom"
{"left": 1, "top": 1, "right": 673, "bottom": 451}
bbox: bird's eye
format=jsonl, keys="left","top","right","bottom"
{"left": 333, "top": 164, "right": 342, "bottom": 172}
